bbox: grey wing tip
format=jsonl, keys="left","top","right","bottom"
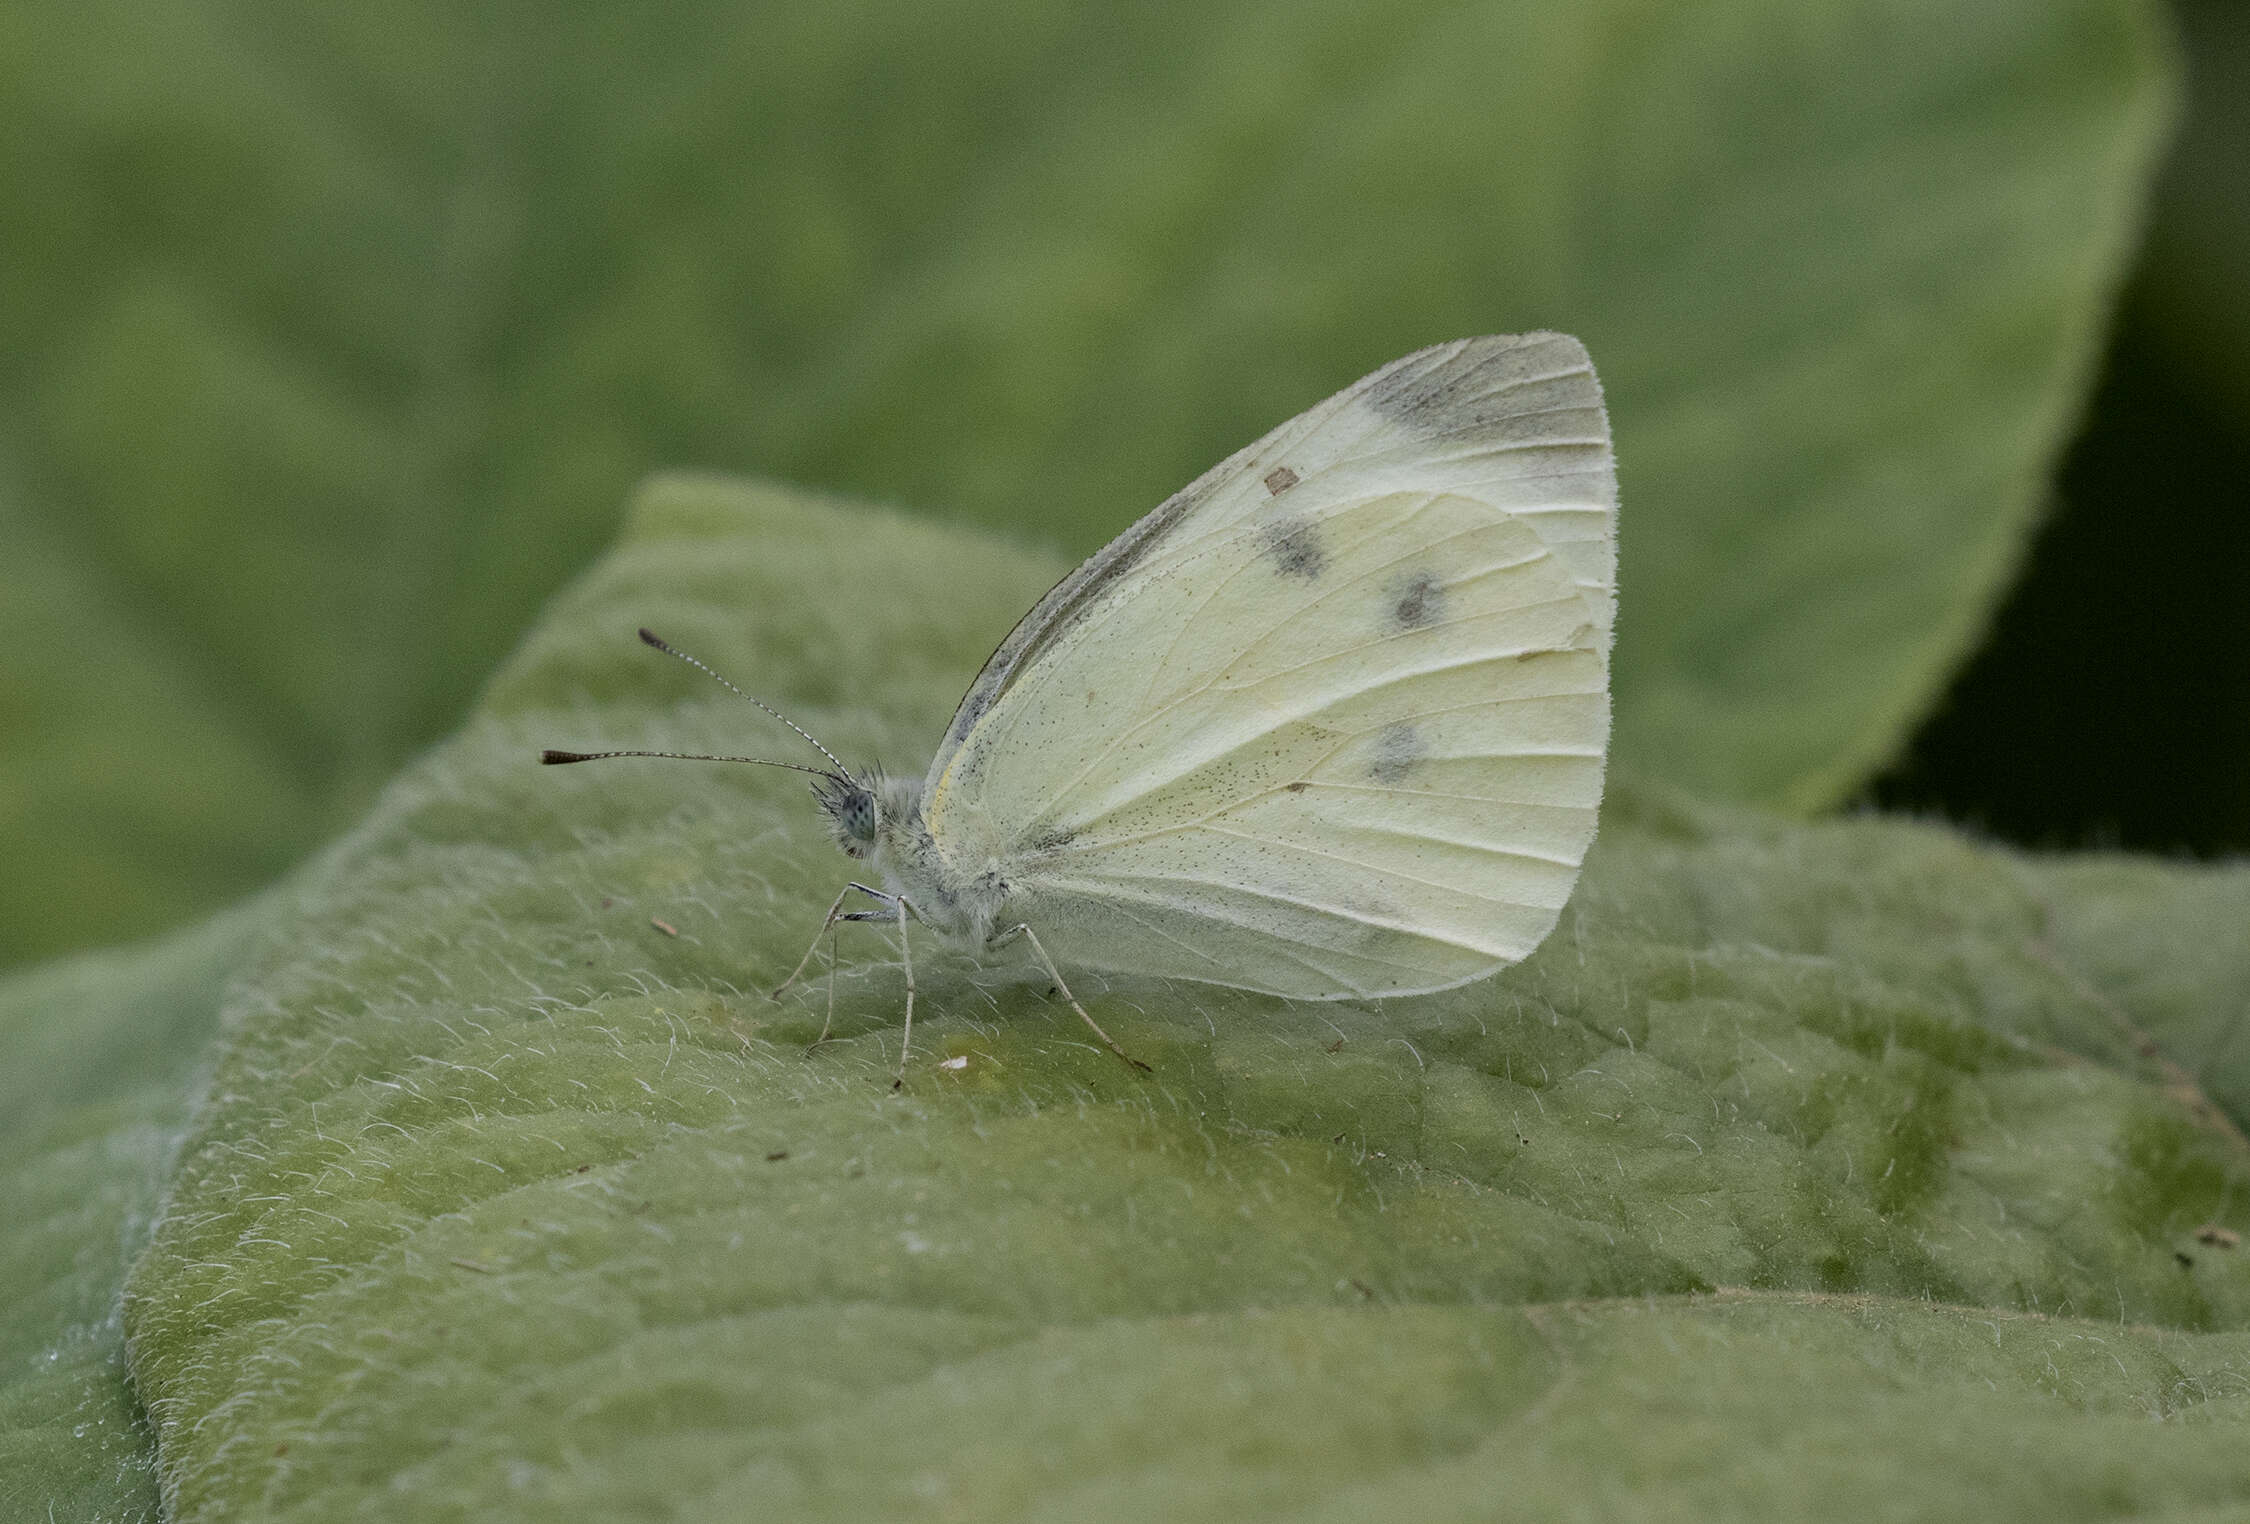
{"left": 1372, "top": 334, "right": 1598, "bottom": 395}
{"left": 1363, "top": 333, "right": 1605, "bottom": 434}
{"left": 1394, "top": 332, "right": 1590, "bottom": 365}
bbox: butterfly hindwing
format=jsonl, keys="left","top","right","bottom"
{"left": 923, "top": 334, "right": 1615, "bottom": 999}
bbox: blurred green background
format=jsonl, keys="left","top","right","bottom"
{"left": 1874, "top": 0, "right": 2250, "bottom": 852}
{"left": 0, "top": 0, "right": 2238, "bottom": 975}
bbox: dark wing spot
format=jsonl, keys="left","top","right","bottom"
{"left": 1259, "top": 516, "right": 1326, "bottom": 579}
{"left": 1390, "top": 570, "right": 1444, "bottom": 630}
{"left": 1284, "top": 781, "right": 1310, "bottom": 793}
{"left": 1026, "top": 826, "right": 1078, "bottom": 854}
{"left": 1340, "top": 886, "right": 1402, "bottom": 921}
{"left": 1370, "top": 721, "right": 1423, "bottom": 784}
{"left": 1263, "top": 465, "right": 1300, "bottom": 495}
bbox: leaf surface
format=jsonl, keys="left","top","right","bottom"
{"left": 102, "top": 481, "right": 2250, "bottom": 1520}
{"left": 0, "top": 903, "right": 261, "bottom": 1522}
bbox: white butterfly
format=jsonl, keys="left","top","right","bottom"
{"left": 547, "top": 334, "right": 1616, "bottom": 1080}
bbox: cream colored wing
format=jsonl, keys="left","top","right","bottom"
{"left": 924, "top": 334, "right": 1615, "bottom": 999}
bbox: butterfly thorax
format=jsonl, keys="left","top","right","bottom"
{"left": 817, "top": 767, "right": 1009, "bottom": 948}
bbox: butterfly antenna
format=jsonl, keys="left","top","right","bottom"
{"left": 540, "top": 748, "right": 833, "bottom": 777}
{"left": 636, "top": 627, "right": 852, "bottom": 774}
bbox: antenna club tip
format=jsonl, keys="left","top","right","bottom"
{"left": 637, "top": 627, "right": 668, "bottom": 650}
{"left": 540, "top": 749, "right": 588, "bottom": 765}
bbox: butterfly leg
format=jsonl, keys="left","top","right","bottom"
{"left": 770, "top": 884, "right": 858, "bottom": 1001}
{"left": 834, "top": 889, "right": 920, "bottom": 1088}
{"left": 888, "top": 894, "right": 916, "bottom": 1090}
{"left": 775, "top": 884, "right": 923, "bottom": 1086}
{"left": 809, "top": 920, "right": 841, "bottom": 1049}
{"left": 991, "top": 923, "right": 1151, "bottom": 1073}
{"left": 771, "top": 881, "right": 896, "bottom": 1001}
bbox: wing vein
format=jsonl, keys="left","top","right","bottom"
{"left": 1034, "top": 632, "right": 1596, "bottom": 832}
{"left": 1053, "top": 690, "right": 1602, "bottom": 851}
{"left": 1042, "top": 882, "right": 1393, "bottom": 993}
{"left": 1211, "top": 591, "right": 1587, "bottom": 692}
{"left": 1194, "top": 822, "right": 1569, "bottom": 893}
{"left": 1040, "top": 871, "right": 1507, "bottom": 963}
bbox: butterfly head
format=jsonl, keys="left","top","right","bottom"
{"left": 813, "top": 766, "right": 932, "bottom": 865}
{"left": 813, "top": 769, "right": 883, "bottom": 859}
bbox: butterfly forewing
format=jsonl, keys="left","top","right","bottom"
{"left": 924, "top": 334, "right": 1615, "bottom": 999}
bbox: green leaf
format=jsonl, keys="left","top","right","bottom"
{"left": 111, "top": 479, "right": 2250, "bottom": 1519}
{"left": 2031, "top": 855, "right": 2250, "bottom": 1130}
{"left": 0, "top": 901, "right": 262, "bottom": 1522}
{"left": 0, "top": 0, "right": 2175, "bottom": 966}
